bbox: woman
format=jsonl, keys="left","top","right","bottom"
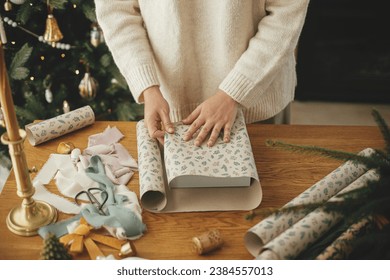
{"left": 95, "top": 0, "right": 310, "bottom": 146}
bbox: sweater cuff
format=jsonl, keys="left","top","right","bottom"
{"left": 219, "top": 70, "right": 256, "bottom": 108}
{"left": 124, "top": 64, "right": 160, "bottom": 103}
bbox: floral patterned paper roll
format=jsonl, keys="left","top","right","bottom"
{"left": 136, "top": 110, "right": 262, "bottom": 213}
{"left": 315, "top": 217, "right": 373, "bottom": 260}
{"left": 256, "top": 169, "right": 379, "bottom": 260}
{"left": 25, "top": 105, "right": 95, "bottom": 146}
{"left": 245, "top": 148, "right": 375, "bottom": 257}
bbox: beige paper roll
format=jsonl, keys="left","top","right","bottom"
{"left": 257, "top": 169, "right": 379, "bottom": 260}
{"left": 25, "top": 105, "right": 94, "bottom": 146}
{"left": 315, "top": 217, "right": 373, "bottom": 260}
{"left": 244, "top": 148, "right": 375, "bottom": 257}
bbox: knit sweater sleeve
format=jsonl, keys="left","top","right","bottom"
{"left": 94, "top": 0, "right": 159, "bottom": 103}
{"left": 219, "top": 0, "right": 310, "bottom": 108}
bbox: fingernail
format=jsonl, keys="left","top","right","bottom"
{"left": 224, "top": 137, "right": 229, "bottom": 143}
{"left": 168, "top": 127, "right": 174, "bottom": 133}
{"left": 207, "top": 141, "right": 212, "bottom": 148}
{"left": 194, "top": 140, "right": 200, "bottom": 147}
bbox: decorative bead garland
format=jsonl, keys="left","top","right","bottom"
{"left": 2, "top": 16, "right": 73, "bottom": 50}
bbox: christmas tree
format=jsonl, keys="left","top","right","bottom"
{"left": 1, "top": 0, "right": 143, "bottom": 127}
{"left": 40, "top": 232, "right": 72, "bottom": 260}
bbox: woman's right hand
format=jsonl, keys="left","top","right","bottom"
{"left": 142, "top": 86, "right": 174, "bottom": 144}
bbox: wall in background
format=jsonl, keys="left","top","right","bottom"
{"left": 295, "top": 0, "right": 390, "bottom": 103}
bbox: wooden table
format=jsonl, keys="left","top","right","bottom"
{"left": 0, "top": 122, "right": 385, "bottom": 260}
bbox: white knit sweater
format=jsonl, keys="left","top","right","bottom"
{"left": 95, "top": 0, "right": 310, "bottom": 123}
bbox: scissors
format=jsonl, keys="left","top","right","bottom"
{"left": 75, "top": 187, "right": 108, "bottom": 215}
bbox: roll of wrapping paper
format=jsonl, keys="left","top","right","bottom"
{"left": 25, "top": 105, "right": 95, "bottom": 146}
{"left": 136, "top": 114, "right": 262, "bottom": 213}
{"left": 244, "top": 148, "right": 375, "bottom": 257}
{"left": 256, "top": 169, "right": 379, "bottom": 260}
{"left": 315, "top": 217, "right": 373, "bottom": 260}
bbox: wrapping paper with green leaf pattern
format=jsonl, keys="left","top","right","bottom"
{"left": 136, "top": 111, "right": 262, "bottom": 213}
{"left": 245, "top": 148, "right": 375, "bottom": 257}
{"left": 256, "top": 169, "right": 379, "bottom": 259}
{"left": 25, "top": 105, "right": 95, "bottom": 146}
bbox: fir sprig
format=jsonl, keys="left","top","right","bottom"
{"left": 9, "top": 43, "right": 32, "bottom": 80}
{"left": 265, "top": 139, "right": 390, "bottom": 171}
{"left": 42, "top": 0, "right": 68, "bottom": 10}
{"left": 261, "top": 109, "right": 390, "bottom": 259}
{"left": 371, "top": 108, "right": 390, "bottom": 155}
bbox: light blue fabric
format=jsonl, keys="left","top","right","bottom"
{"left": 38, "top": 214, "right": 82, "bottom": 238}
{"left": 82, "top": 155, "right": 146, "bottom": 237}
{"left": 38, "top": 155, "right": 146, "bottom": 239}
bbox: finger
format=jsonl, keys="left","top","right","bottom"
{"left": 207, "top": 125, "right": 223, "bottom": 147}
{"left": 153, "top": 129, "right": 165, "bottom": 139}
{"left": 159, "top": 110, "right": 174, "bottom": 134}
{"left": 183, "top": 118, "right": 204, "bottom": 141}
{"left": 146, "top": 120, "right": 161, "bottom": 138}
{"left": 182, "top": 107, "right": 200, "bottom": 125}
{"left": 223, "top": 122, "right": 233, "bottom": 143}
{"left": 194, "top": 124, "right": 213, "bottom": 147}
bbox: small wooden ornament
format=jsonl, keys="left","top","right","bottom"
{"left": 192, "top": 229, "right": 224, "bottom": 255}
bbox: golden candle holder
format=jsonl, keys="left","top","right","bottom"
{"left": 1, "top": 41, "right": 57, "bottom": 236}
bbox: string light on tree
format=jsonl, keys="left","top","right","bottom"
{"left": 63, "top": 100, "right": 70, "bottom": 113}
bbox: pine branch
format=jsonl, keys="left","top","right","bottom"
{"left": 43, "top": 0, "right": 67, "bottom": 10}
{"left": 15, "top": 105, "right": 39, "bottom": 123}
{"left": 109, "top": 64, "right": 128, "bottom": 90}
{"left": 265, "top": 140, "right": 388, "bottom": 170}
{"left": 9, "top": 43, "right": 32, "bottom": 80}
{"left": 371, "top": 108, "right": 390, "bottom": 155}
{"left": 16, "top": 2, "right": 34, "bottom": 25}
{"left": 246, "top": 202, "right": 340, "bottom": 220}
{"left": 81, "top": 2, "right": 97, "bottom": 22}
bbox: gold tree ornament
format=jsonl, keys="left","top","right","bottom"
{"left": 79, "top": 69, "right": 99, "bottom": 101}
{"left": 43, "top": 3, "right": 63, "bottom": 43}
{"left": 4, "top": 0, "right": 12, "bottom": 11}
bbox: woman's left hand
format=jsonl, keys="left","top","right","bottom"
{"left": 182, "top": 90, "right": 238, "bottom": 147}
